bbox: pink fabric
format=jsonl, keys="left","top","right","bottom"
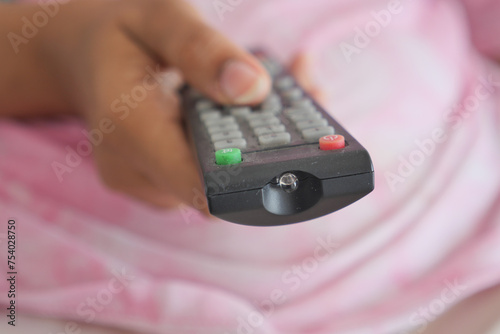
{"left": 1, "top": 0, "right": 500, "bottom": 333}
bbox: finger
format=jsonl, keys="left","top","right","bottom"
{"left": 90, "top": 27, "right": 207, "bottom": 210}
{"left": 290, "top": 53, "right": 327, "bottom": 106}
{"left": 95, "top": 147, "right": 182, "bottom": 208}
{"left": 290, "top": 53, "right": 315, "bottom": 92}
{"left": 308, "top": 88, "right": 327, "bottom": 107}
{"left": 119, "top": 0, "right": 271, "bottom": 105}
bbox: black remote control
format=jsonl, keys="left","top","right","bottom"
{"left": 181, "top": 51, "right": 374, "bottom": 226}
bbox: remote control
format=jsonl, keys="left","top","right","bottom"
{"left": 181, "top": 51, "right": 374, "bottom": 226}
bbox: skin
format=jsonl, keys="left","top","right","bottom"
{"left": 0, "top": 0, "right": 320, "bottom": 212}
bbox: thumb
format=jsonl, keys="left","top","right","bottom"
{"left": 120, "top": 0, "right": 272, "bottom": 104}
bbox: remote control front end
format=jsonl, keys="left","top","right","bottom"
{"left": 181, "top": 51, "right": 374, "bottom": 226}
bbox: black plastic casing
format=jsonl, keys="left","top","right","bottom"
{"left": 181, "top": 62, "right": 374, "bottom": 227}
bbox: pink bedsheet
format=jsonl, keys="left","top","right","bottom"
{"left": 1, "top": 0, "right": 499, "bottom": 333}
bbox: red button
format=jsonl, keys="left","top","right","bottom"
{"left": 319, "top": 135, "right": 345, "bottom": 150}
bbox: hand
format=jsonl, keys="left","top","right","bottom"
{"left": 0, "top": 0, "right": 322, "bottom": 213}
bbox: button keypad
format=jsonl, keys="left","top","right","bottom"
{"left": 193, "top": 70, "right": 339, "bottom": 153}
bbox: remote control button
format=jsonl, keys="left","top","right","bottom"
{"left": 249, "top": 117, "right": 281, "bottom": 128}
{"left": 263, "top": 94, "right": 281, "bottom": 105}
{"left": 196, "top": 100, "right": 215, "bottom": 112}
{"left": 213, "top": 138, "right": 247, "bottom": 151}
{"left": 259, "top": 104, "right": 282, "bottom": 114}
{"left": 262, "top": 100, "right": 282, "bottom": 113}
{"left": 319, "top": 135, "right": 345, "bottom": 150}
{"left": 283, "top": 87, "right": 303, "bottom": 101}
{"left": 275, "top": 76, "right": 294, "bottom": 90}
{"left": 254, "top": 124, "right": 286, "bottom": 136}
{"left": 289, "top": 111, "right": 322, "bottom": 122}
{"left": 284, "top": 106, "right": 317, "bottom": 117}
{"left": 292, "top": 112, "right": 324, "bottom": 122}
{"left": 229, "top": 107, "right": 252, "bottom": 117}
{"left": 302, "top": 126, "right": 335, "bottom": 143}
{"left": 292, "top": 98, "right": 314, "bottom": 109}
{"left": 200, "top": 111, "right": 221, "bottom": 122}
{"left": 207, "top": 123, "right": 239, "bottom": 135}
{"left": 262, "top": 96, "right": 281, "bottom": 105}
{"left": 258, "top": 132, "right": 291, "bottom": 147}
{"left": 246, "top": 111, "right": 276, "bottom": 121}
{"left": 265, "top": 92, "right": 281, "bottom": 102}
{"left": 204, "top": 116, "right": 237, "bottom": 127}
{"left": 295, "top": 118, "right": 328, "bottom": 130}
{"left": 260, "top": 58, "right": 282, "bottom": 77}
{"left": 215, "top": 148, "right": 242, "bottom": 165}
{"left": 211, "top": 130, "right": 243, "bottom": 142}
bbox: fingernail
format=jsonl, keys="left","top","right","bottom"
{"left": 220, "top": 60, "right": 269, "bottom": 104}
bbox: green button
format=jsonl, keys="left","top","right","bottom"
{"left": 215, "top": 148, "right": 242, "bottom": 165}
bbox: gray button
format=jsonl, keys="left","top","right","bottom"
{"left": 254, "top": 125, "right": 286, "bottom": 136}
{"left": 200, "top": 111, "right": 221, "bottom": 122}
{"left": 246, "top": 111, "right": 277, "bottom": 121}
{"left": 265, "top": 92, "right": 281, "bottom": 102}
{"left": 258, "top": 132, "right": 291, "bottom": 147}
{"left": 302, "top": 126, "right": 335, "bottom": 143}
{"left": 259, "top": 103, "right": 282, "bottom": 114}
{"left": 261, "top": 58, "right": 282, "bottom": 76}
{"left": 211, "top": 130, "right": 243, "bottom": 142}
{"left": 295, "top": 118, "right": 328, "bottom": 130}
{"left": 263, "top": 96, "right": 281, "bottom": 105}
{"left": 213, "top": 138, "right": 247, "bottom": 151}
{"left": 262, "top": 100, "right": 282, "bottom": 112}
{"left": 263, "top": 93, "right": 281, "bottom": 105}
{"left": 283, "top": 88, "right": 303, "bottom": 101}
{"left": 275, "top": 76, "right": 295, "bottom": 90}
{"left": 196, "top": 100, "right": 215, "bottom": 112}
{"left": 260, "top": 93, "right": 282, "bottom": 114}
{"left": 229, "top": 107, "right": 252, "bottom": 117}
{"left": 204, "top": 116, "right": 237, "bottom": 127}
{"left": 249, "top": 117, "right": 281, "bottom": 128}
{"left": 207, "top": 123, "right": 239, "bottom": 135}
{"left": 292, "top": 98, "right": 314, "bottom": 109}
{"left": 284, "top": 106, "right": 316, "bottom": 117}
{"left": 289, "top": 111, "right": 322, "bottom": 122}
